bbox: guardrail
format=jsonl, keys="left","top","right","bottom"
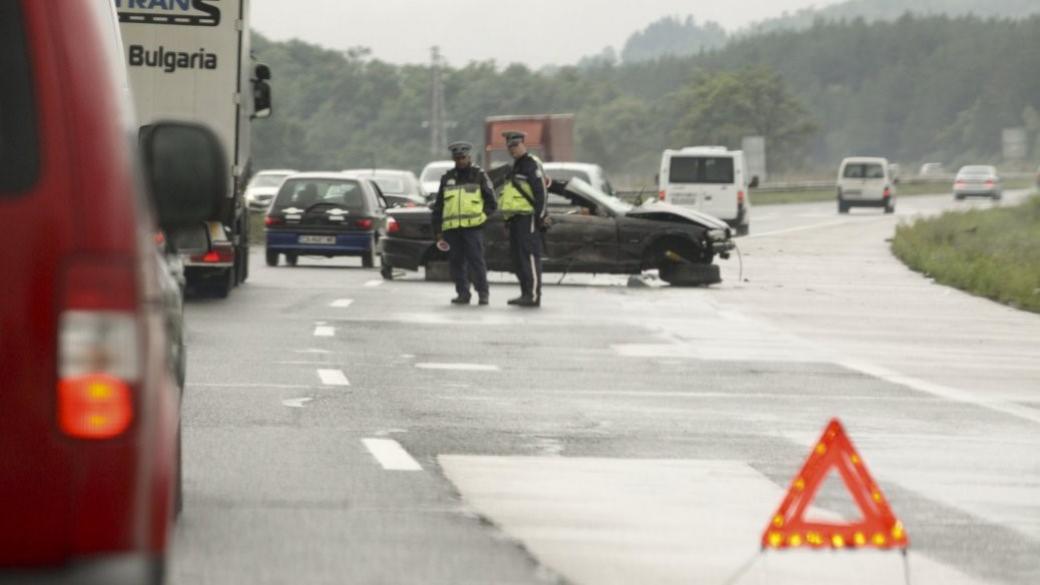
{"left": 614, "top": 172, "right": 1035, "bottom": 205}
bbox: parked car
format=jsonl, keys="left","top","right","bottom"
{"left": 837, "top": 157, "right": 897, "bottom": 214}
{"left": 953, "top": 165, "right": 1003, "bottom": 200}
{"left": 919, "top": 162, "right": 947, "bottom": 177}
{"left": 343, "top": 168, "right": 427, "bottom": 208}
{"left": 381, "top": 178, "right": 735, "bottom": 286}
{"left": 543, "top": 162, "right": 617, "bottom": 197}
{"left": 245, "top": 169, "right": 296, "bottom": 212}
{"left": 0, "top": 2, "right": 226, "bottom": 582}
{"left": 420, "top": 160, "right": 454, "bottom": 197}
{"left": 265, "top": 173, "right": 390, "bottom": 268}
{"left": 657, "top": 147, "right": 755, "bottom": 236}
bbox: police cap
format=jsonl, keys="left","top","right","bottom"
{"left": 502, "top": 131, "right": 526, "bottom": 147}
{"left": 448, "top": 141, "right": 473, "bottom": 158}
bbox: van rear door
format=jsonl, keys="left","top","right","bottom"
{"left": 0, "top": 0, "right": 78, "bottom": 563}
{"left": 665, "top": 155, "right": 739, "bottom": 220}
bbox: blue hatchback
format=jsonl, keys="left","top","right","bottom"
{"left": 264, "top": 173, "right": 388, "bottom": 268}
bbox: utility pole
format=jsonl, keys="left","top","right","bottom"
{"left": 430, "top": 46, "right": 447, "bottom": 156}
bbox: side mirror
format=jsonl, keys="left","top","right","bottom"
{"left": 748, "top": 175, "right": 760, "bottom": 189}
{"left": 140, "top": 122, "right": 228, "bottom": 231}
{"left": 254, "top": 63, "right": 271, "bottom": 81}
{"left": 252, "top": 79, "right": 272, "bottom": 119}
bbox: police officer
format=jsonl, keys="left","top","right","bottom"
{"left": 430, "top": 141, "right": 497, "bottom": 305}
{"left": 498, "top": 131, "right": 547, "bottom": 308}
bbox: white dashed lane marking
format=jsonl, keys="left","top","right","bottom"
{"left": 330, "top": 299, "right": 354, "bottom": 308}
{"left": 362, "top": 438, "right": 423, "bottom": 471}
{"left": 415, "top": 363, "right": 501, "bottom": 372}
{"left": 317, "top": 369, "right": 350, "bottom": 386}
{"left": 314, "top": 326, "right": 335, "bottom": 337}
{"left": 364, "top": 280, "right": 384, "bottom": 288}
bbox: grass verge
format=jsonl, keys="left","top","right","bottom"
{"left": 248, "top": 211, "right": 266, "bottom": 245}
{"left": 891, "top": 193, "right": 1040, "bottom": 313}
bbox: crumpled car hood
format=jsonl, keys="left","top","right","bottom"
{"left": 626, "top": 202, "right": 731, "bottom": 232}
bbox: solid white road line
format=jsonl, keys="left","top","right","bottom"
{"left": 330, "top": 299, "right": 354, "bottom": 308}
{"left": 317, "top": 369, "right": 350, "bottom": 386}
{"left": 362, "top": 438, "right": 423, "bottom": 471}
{"left": 191, "top": 383, "right": 314, "bottom": 389}
{"left": 746, "top": 218, "right": 860, "bottom": 239}
{"left": 840, "top": 359, "right": 1040, "bottom": 426}
{"left": 415, "top": 363, "right": 501, "bottom": 372}
{"left": 313, "top": 326, "right": 335, "bottom": 337}
{"left": 364, "top": 280, "right": 384, "bottom": 288}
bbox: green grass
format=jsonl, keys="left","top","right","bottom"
{"left": 891, "top": 193, "right": 1040, "bottom": 313}
{"left": 248, "top": 211, "right": 266, "bottom": 245}
{"left": 750, "top": 177, "right": 1033, "bottom": 206}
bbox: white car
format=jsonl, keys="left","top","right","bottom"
{"left": 245, "top": 169, "right": 296, "bottom": 212}
{"left": 419, "top": 160, "right": 455, "bottom": 197}
{"left": 953, "top": 165, "right": 1002, "bottom": 201}
{"left": 543, "top": 162, "right": 616, "bottom": 197}
{"left": 837, "top": 157, "right": 896, "bottom": 214}
{"left": 658, "top": 147, "right": 755, "bottom": 236}
{"left": 342, "top": 169, "right": 426, "bottom": 208}
{"left": 918, "top": 162, "right": 947, "bottom": 177}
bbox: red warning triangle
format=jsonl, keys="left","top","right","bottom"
{"left": 762, "top": 418, "right": 908, "bottom": 550}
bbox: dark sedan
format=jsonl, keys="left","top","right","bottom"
{"left": 380, "top": 178, "right": 735, "bottom": 286}
{"left": 265, "top": 173, "right": 389, "bottom": 268}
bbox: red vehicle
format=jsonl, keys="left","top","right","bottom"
{"left": 0, "top": 1, "right": 225, "bottom": 582}
{"left": 484, "top": 114, "right": 575, "bottom": 168}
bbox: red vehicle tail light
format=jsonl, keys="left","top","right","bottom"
{"left": 58, "top": 258, "right": 140, "bottom": 440}
{"left": 58, "top": 374, "right": 134, "bottom": 440}
{"left": 355, "top": 219, "right": 374, "bottom": 230}
{"left": 658, "top": 190, "right": 666, "bottom": 201}
{"left": 387, "top": 217, "right": 400, "bottom": 234}
{"left": 265, "top": 215, "right": 283, "bottom": 227}
{"left": 737, "top": 190, "right": 746, "bottom": 205}
{"left": 883, "top": 187, "right": 892, "bottom": 198}
{"left": 985, "top": 179, "right": 995, "bottom": 186}
{"left": 191, "top": 243, "right": 234, "bottom": 264}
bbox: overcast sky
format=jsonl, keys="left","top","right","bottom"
{"left": 252, "top": 0, "right": 843, "bottom": 68}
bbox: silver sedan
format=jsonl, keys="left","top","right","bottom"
{"left": 953, "top": 165, "right": 1002, "bottom": 201}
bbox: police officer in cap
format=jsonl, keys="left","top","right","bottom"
{"left": 430, "top": 141, "right": 497, "bottom": 305}
{"left": 498, "top": 131, "right": 547, "bottom": 308}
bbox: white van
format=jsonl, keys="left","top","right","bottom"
{"left": 836, "top": 157, "right": 896, "bottom": 214}
{"left": 658, "top": 147, "right": 754, "bottom": 235}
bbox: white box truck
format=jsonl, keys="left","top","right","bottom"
{"left": 116, "top": 0, "right": 272, "bottom": 297}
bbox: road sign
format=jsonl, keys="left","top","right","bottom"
{"left": 762, "top": 419, "right": 908, "bottom": 551}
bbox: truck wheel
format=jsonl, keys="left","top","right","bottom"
{"left": 736, "top": 224, "right": 749, "bottom": 237}
{"left": 285, "top": 253, "right": 298, "bottom": 267}
{"left": 265, "top": 250, "right": 279, "bottom": 266}
{"left": 424, "top": 260, "right": 451, "bottom": 282}
{"left": 659, "top": 261, "right": 720, "bottom": 287}
{"left": 884, "top": 202, "right": 895, "bottom": 214}
{"left": 838, "top": 199, "right": 849, "bottom": 214}
{"left": 239, "top": 245, "right": 250, "bottom": 283}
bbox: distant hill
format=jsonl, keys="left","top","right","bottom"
{"left": 619, "top": 17, "right": 727, "bottom": 64}
{"left": 612, "top": 0, "right": 1040, "bottom": 65}
{"left": 750, "top": 0, "right": 1040, "bottom": 33}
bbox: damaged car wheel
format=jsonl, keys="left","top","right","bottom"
{"left": 659, "top": 262, "right": 721, "bottom": 287}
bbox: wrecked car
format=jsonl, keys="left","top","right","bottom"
{"left": 379, "top": 177, "right": 735, "bottom": 286}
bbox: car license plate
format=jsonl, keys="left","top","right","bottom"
{"left": 299, "top": 235, "right": 336, "bottom": 245}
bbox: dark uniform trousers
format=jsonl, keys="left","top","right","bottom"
{"left": 444, "top": 227, "right": 489, "bottom": 299}
{"left": 507, "top": 214, "right": 542, "bottom": 302}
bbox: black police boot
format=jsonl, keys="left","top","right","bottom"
{"left": 478, "top": 294, "right": 489, "bottom": 306}
{"left": 507, "top": 296, "right": 525, "bottom": 305}
{"left": 515, "top": 296, "right": 539, "bottom": 308}
{"left": 451, "top": 296, "right": 471, "bottom": 305}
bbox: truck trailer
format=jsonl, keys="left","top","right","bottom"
{"left": 116, "top": 0, "right": 272, "bottom": 297}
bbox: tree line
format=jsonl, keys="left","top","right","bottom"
{"left": 252, "top": 14, "right": 1040, "bottom": 183}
